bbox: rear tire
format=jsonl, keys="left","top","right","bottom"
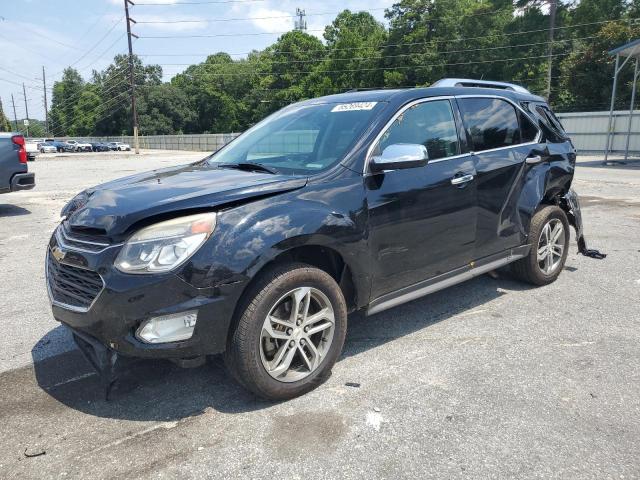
{"left": 511, "top": 205, "right": 570, "bottom": 286}
{"left": 225, "top": 263, "right": 347, "bottom": 400}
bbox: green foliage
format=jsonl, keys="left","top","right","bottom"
{"left": 43, "top": 3, "right": 640, "bottom": 136}
{"left": 0, "top": 101, "right": 11, "bottom": 132}
{"left": 14, "top": 118, "right": 47, "bottom": 137}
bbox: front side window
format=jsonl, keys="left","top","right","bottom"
{"left": 376, "top": 99, "right": 459, "bottom": 161}
{"left": 459, "top": 98, "right": 521, "bottom": 152}
{"left": 209, "top": 101, "right": 386, "bottom": 175}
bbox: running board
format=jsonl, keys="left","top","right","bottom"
{"left": 366, "top": 246, "right": 530, "bottom": 316}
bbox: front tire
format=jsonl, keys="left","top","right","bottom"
{"left": 225, "top": 263, "right": 347, "bottom": 400}
{"left": 511, "top": 205, "right": 570, "bottom": 286}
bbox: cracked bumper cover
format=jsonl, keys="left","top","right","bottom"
{"left": 562, "top": 189, "right": 606, "bottom": 259}
{"left": 48, "top": 232, "right": 247, "bottom": 359}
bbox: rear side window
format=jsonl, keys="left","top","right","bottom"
{"left": 520, "top": 112, "right": 539, "bottom": 143}
{"left": 535, "top": 105, "right": 567, "bottom": 139}
{"left": 377, "top": 99, "right": 459, "bottom": 160}
{"left": 458, "top": 98, "right": 521, "bottom": 151}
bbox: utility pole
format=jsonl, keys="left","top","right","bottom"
{"left": 10, "top": 94, "right": 18, "bottom": 131}
{"left": 124, "top": 0, "right": 140, "bottom": 154}
{"left": 22, "top": 83, "right": 29, "bottom": 137}
{"left": 294, "top": 8, "right": 307, "bottom": 31}
{"left": 42, "top": 66, "right": 49, "bottom": 135}
{"left": 545, "top": 0, "right": 557, "bottom": 103}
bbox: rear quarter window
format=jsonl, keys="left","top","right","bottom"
{"left": 522, "top": 102, "right": 568, "bottom": 142}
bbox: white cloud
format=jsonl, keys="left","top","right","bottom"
{"left": 247, "top": 7, "right": 294, "bottom": 34}
{"left": 109, "top": 0, "right": 177, "bottom": 3}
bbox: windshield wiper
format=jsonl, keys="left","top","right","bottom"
{"left": 217, "top": 162, "right": 278, "bottom": 174}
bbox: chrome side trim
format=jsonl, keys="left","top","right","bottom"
{"left": 45, "top": 248, "right": 105, "bottom": 313}
{"left": 363, "top": 94, "right": 542, "bottom": 175}
{"left": 366, "top": 249, "right": 527, "bottom": 316}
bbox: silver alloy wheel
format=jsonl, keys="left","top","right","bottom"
{"left": 537, "top": 218, "right": 565, "bottom": 275}
{"left": 260, "top": 286, "right": 335, "bottom": 383}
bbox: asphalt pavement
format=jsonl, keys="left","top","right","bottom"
{"left": 0, "top": 151, "right": 638, "bottom": 479}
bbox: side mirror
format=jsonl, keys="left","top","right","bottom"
{"left": 370, "top": 144, "right": 429, "bottom": 172}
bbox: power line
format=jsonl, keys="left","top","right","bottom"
{"left": 51, "top": 15, "right": 125, "bottom": 78}
{"left": 0, "top": 76, "right": 45, "bottom": 91}
{"left": 134, "top": 5, "right": 506, "bottom": 25}
{"left": 138, "top": 18, "right": 630, "bottom": 45}
{"left": 76, "top": 32, "right": 129, "bottom": 73}
{"left": 139, "top": 28, "right": 327, "bottom": 39}
{"left": 0, "top": 66, "right": 42, "bottom": 88}
{"left": 135, "top": 7, "right": 385, "bottom": 24}
{"left": 155, "top": 36, "right": 596, "bottom": 68}
{"left": 48, "top": 91, "right": 131, "bottom": 137}
{"left": 163, "top": 51, "right": 583, "bottom": 78}
{"left": 136, "top": 0, "right": 266, "bottom": 5}
{"left": 48, "top": 68, "right": 130, "bottom": 114}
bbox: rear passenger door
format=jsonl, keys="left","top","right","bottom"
{"left": 457, "top": 96, "right": 541, "bottom": 259}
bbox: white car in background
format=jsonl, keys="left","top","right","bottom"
{"left": 38, "top": 143, "right": 57, "bottom": 153}
{"left": 108, "top": 141, "right": 131, "bottom": 151}
{"left": 65, "top": 140, "right": 93, "bottom": 152}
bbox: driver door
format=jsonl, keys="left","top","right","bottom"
{"left": 366, "top": 98, "right": 477, "bottom": 300}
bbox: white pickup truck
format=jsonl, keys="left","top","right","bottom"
{"left": 25, "top": 138, "right": 41, "bottom": 161}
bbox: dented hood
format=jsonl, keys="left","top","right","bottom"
{"left": 63, "top": 163, "right": 307, "bottom": 236}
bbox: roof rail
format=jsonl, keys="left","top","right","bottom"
{"left": 431, "top": 78, "right": 531, "bottom": 94}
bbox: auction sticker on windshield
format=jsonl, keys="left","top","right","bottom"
{"left": 331, "top": 102, "right": 377, "bottom": 112}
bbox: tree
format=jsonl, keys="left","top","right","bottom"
{"left": 313, "top": 11, "right": 387, "bottom": 93}
{"left": 137, "top": 83, "right": 195, "bottom": 135}
{"left": 556, "top": 20, "right": 640, "bottom": 111}
{"left": 49, "top": 68, "right": 84, "bottom": 136}
{"left": 68, "top": 85, "right": 101, "bottom": 135}
{"left": 0, "top": 99, "right": 11, "bottom": 132}
{"left": 257, "top": 31, "right": 326, "bottom": 113}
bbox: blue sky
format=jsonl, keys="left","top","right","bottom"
{"left": 0, "top": 0, "right": 394, "bottom": 121}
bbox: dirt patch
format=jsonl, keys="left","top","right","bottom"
{"left": 266, "top": 411, "right": 348, "bottom": 460}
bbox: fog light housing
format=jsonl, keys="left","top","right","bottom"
{"left": 136, "top": 311, "right": 198, "bottom": 344}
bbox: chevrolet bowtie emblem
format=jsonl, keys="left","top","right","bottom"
{"left": 51, "top": 246, "right": 66, "bottom": 263}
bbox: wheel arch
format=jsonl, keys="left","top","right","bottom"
{"left": 242, "top": 244, "right": 360, "bottom": 314}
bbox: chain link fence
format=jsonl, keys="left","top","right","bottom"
{"left": 56, "top": 133, "right": 241, "bottom": 152}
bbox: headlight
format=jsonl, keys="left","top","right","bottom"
{"left": 115, "top": 212, "right": 216, "bottom": 274}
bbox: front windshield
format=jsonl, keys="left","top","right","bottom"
{"left": 208, "top": 101, "right": 386, "bottom": 175}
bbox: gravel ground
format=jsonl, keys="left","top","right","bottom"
{"left": 0, "top": 151, "right": 638, "bottom": 479}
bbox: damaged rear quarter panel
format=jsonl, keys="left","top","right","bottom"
{"left": 516, "top": 141, "right": 576, "bottom": 240}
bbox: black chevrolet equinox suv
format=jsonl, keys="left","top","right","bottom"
{"left": 47, "top": 78, "right": 595, "bottom": 400}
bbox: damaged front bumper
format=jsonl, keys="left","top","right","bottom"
{"left": 561, "top": 189, "right": 606, "bottom": 259}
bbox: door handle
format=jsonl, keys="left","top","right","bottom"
{"left": 451, "top": 174, "right": 474, "bottom": 185}
{"left": 525, "top": 155, "right": 543, "bottom": 164}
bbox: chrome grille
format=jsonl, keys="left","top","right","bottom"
{"left": 46, "top": 251, "right": 104, "bottom": 311}
{"left": 57, "top": 223, "right": 111, "bottom": 253}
